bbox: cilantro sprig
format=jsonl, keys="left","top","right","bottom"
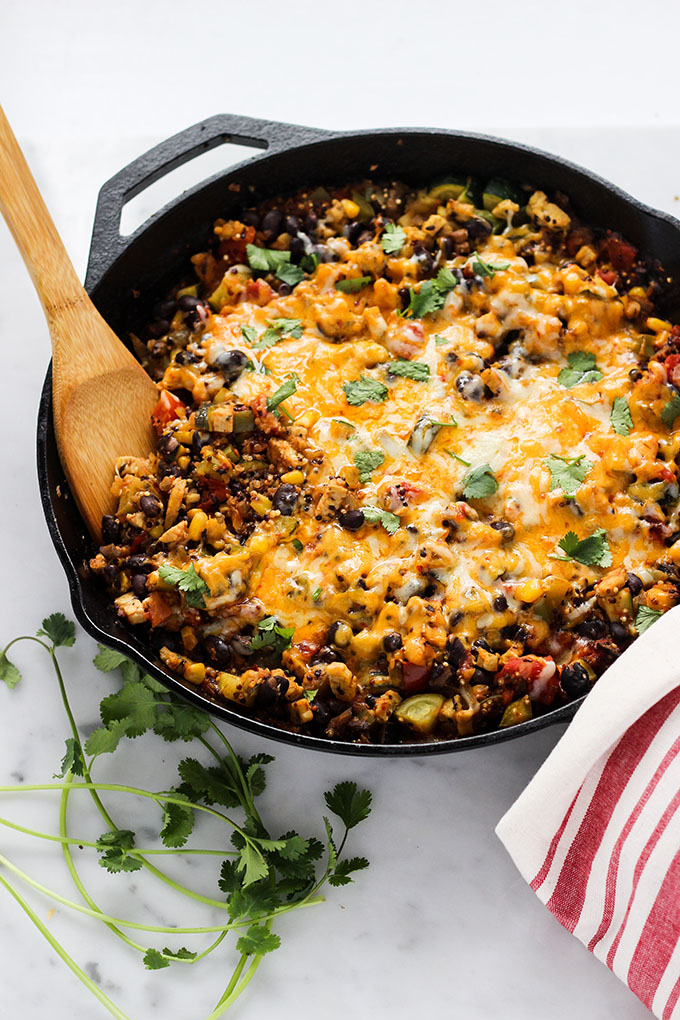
{"left": 611, "top": 397, "right": 633, "bottom": 436}
{"left": 546, "top": 454, "right": 593, "bottom": 498}
{"left": 558, "top": 351, "right": 603, "bottom": 388}
{"left": 0, "top": 617, "right": 373, "bottom": 1017}
{"left": 251, "top": 318, "right": 303, "bottom": 352}
{"left": 462, "top": 463, "right": 498, "bottom": 500}
{"left": 635, "top": 605, "right": 663, "bottom": 634}
{"left": 387, "top": 360, "right": 430, "bottom": 381}
{"left": 661, "top": 391, "right": 680, "bottom": 428}
{"left": 404, "top": 268, "right": 458, "bottom": 319}
{"left": 158, "top": 563, "right": 209, "bottom": 609}
{"left": 267, "top": 373, "right": 299, "bottom": 413}
{"left": 360, "top": 505, "right": 400, "bottom": 534}
{"left": 250, "top": 616, "right": 295, "bottom": 656}
{"left": 555, "top": 529, "right": 612, "bottom": 567}
{"left": 343, "top": 375, "right": 388, "bottom": 406}
{"left": 354, "top": 449, "right": 385, "bottom": 483}
{"left": 380, "top": 222, "right": 406, "bottom": 255}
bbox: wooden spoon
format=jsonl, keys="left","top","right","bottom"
{"left": 0, "top": 105, "right": 158, "bottom": 541}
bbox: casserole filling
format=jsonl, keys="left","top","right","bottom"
{"left": 90, "top": 177, "right": 680, "bottom": 742}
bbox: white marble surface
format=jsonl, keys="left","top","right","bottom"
{"left": 2, "top": 2, "right": 680, "bottom": 1017}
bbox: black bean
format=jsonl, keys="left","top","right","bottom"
{"left": 132, "top": 574, "right": 148, "bottom": 598}
{"left": 467, "top": 218, "right": 493, "bottom": 241}
{"left": 174, "top": 349, "right": 198, "bottom": 365}
{"left": 262, "top": 209, "right": 283, "bottom": 237}
{"left": 277, "top": 282, "right": 292, "bottom": 296}
{"left": 610, "top": 621, "right": 630, "bottom": 644}
{"left": 148, "top": 319, "right": 170, "bottom": 338}
{"left": 276, "top": 675, "right": 289, "bottom": 696}
{"left": 211, "top": 348, "right": 249, "bottom": 383}
{"left": 561, "top": 661, "right": 591, "bottom": 698}
{"left": 178, "top": 294, "right": 201, "bottom": 311}
{"left": 365, "top": 693, "right": 376, "bottom": 708}
{"left": 382, "top": 632, "right": 403, "bottom": 652}
{"left": 284, "top": 214, "right": 301, "bottom": 235}
{"left": 627, "top": 571, "right": 643, "bottom": 595}
{"left": 493, "top": 593, "right": 508, "bottom": 611}
{"left": 231, "top": 634, "right": 253, "bottom": 656}
{"left": 413, "top": 244, "right": 434, "bottom": 275}
{"left": 304, "top": 212, "right": 318, "bottom": 234}
{"left": 153, "top": 299, "right": 177, "bottom": 319}
{"left": 205, "top": 636, "right": 232, "bottom": 669}
{"left": 140, "top": 494, "right": 162, "bottom": 518}
{"left": 125, "top": 554, "right": 153, "bottom": 573}
{"left": 338, "top": 509, "right": 365, "bottom": 531}
{"left": 455, "top": 371, "right": 486, "bottom": 401}
{"left": 346, "top": 221, "right": 365, "bottom": 245}
{"left": 289, "top": 236, "right": 305, "bottom": 263}
{"left": 254, "top": 680, "right": 277, "bottom": 708}
{"left": 272, "top": 483, "right": 298, "bottom": 516}
{"left": 576, "top": 617, "right": 608, "bottom": 640}
{"left": 157, "top": 434, "right": 179, "bottom": 457}
{"left": 629, "top": 369, "right": 643, "bottom": 382}
{"left": 472, "top": 638, "right": 492, "bottom": 652}
{"left": 490, "top": 519, "right": 515, "bottom": 542}
{"left": 439, "top": 236, "right": 454, "bottom": 259}
{"left": 101, "top": 515, "right": 121, "bottom": 544}
{"left": 315, "top": 645, "right": 340, "bottom": 663}
{"left": 471, "top": 667, "right": 493, "bottom": 685}
{"left": 102, "top": 563, "right": 118, "bottom": 586}
{"left": 192, "top": 431, "right": 211, "bottom": 456}
{"left": 241, "top": 209, "right": 260, "bottom": 228}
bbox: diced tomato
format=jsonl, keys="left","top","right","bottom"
{"left": 152, "top": 390, "right": 186, "bottom": 432}
{"left": 402, "top": 662, "right": 430, "bottom": 694}
{"left": 296, "top": 640, "right": 321, "bottom": 663}
{"left": 497, "top": 655, "right": 558, "bottom": 706}
{"left": 197, "top": 477, "right": 228, "bottom": 511}
{"left": 145, "top": 592, "right": 172, "bottom": 627}
{"left": 597, "top": 268, "right": 617, "bottom": 286}
{"left": 245, "top": 279, "right": 275, "bottom": 305}
{"left": 601, "top": 234, "right": 637, "bottom": 274}
{"left": 217, "top": 224, "right": 256, "bottom": 265}
{"left": 665, "top": 354, "right": 680, "bottom": 388}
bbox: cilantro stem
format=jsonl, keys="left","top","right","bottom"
{"left": 205, "top": 723, "right": 264, "bottom": 827}
{"left": 0, "top": 815, "right": 235, "bottom": 855}
{"left": 207, "top": 950, "right": 265, "bottom": 1018}
{"left": 0, "top": 871, "right": 131, "bottom": 1020}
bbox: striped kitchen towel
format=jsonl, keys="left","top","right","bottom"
{"left": 496, "top": 606, "right": 680, "bottom": 1019}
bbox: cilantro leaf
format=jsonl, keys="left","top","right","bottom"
{"left": 241, "top": 324, "right": 258, "bottom": 345}
{"left": 557, "top": 528, "right": 612, "bottom": 567}
{"left": 336, "top": 276, "right": 371, "bottom": 293}
{"left": 37, "top": 613, "right": 75, "bottom": 648}
{"left": 235, "top": 924, "right": 281, "bottom": 956}
{"left": 0, "top": 650, "right": 21, "bottom": 689}
{"left": 611, "top": 397, "right": 633, "bottom": 436}
{"left": 300, "top": 252, "right": 319, "bottom": 273}
{"left": 161, "top": 946, "right": 196, "bottom": 962}
{"left": 661, "top": 391, "right": 680, "bottom": 428}
{"left": 267, "top": 374, "right": 299, "bottom": 413}
{"left": 445, "top": 450, "right": 470, "bottom": 466}
{"left": 434, "top": 334, "right": 450, "bottom": 346}
{"left": 546, "top": 454, "right": 593, "bottom": 498}
{"left": 143, "top": 948, "right": 170, "bottom": 970}
{"left": 96, "top": 829, "right": 143, "bottom": 873}
{"left": 558, "top": 351, "right": 603, "bottom": 388}
{"left": 177, "top": 757, "right": 242, "bottom": 810}
{"left": 153, "top": 702, "right": 210, "bottom": 743}
{"left": 469, "top": 254, "right": 510, "bottom": 278}
{"left": 405, "top": 268, "right": 458, "bottom": 319}
{"left": 93, "top": 645, "right": 128, "bottom": 672}
{"left": 462, "top": 463, "right": 498, "bottom": 499}
{"left": 84, "top": 718, "right": 133, "bottom": 757}
{"left": 387, "top": 360, "right": 430, "bottom": 381}
{"left": 236, "top": 843, "right": 269, "bottom": 888}
{"left": 159, "top": 792, "right": 195, "bottom": 848}
{"left": 343, "top": 376, "right": 388, "bottom": 406}
{"left": 324, "top": 782, "right": 372, "bottom": 830}
{"left": 250, "top": 617, "right": 295, "bottom": 656}
{"left": 380, "top": 222, "right": 406, "bottom": 254}
{"left": 360, "top": 505, "right": 400, "bottom": 535}
{"left": 158, "top": 563, "right": 209, "bottom": 610}
{"left": 246, "top": 244, "right": 291, "bottom": 274}
{"left": 291, "top": 538, "right": 303, "bottom": 553}
{"left": 276, "top": 263, "right": 305, "bottom": 288}
{"left": 252, "top": 318, "right": 303, "bottom": 352}
{"left": 328, "top": 855, "right": 370, "bottom": 887}
{"left": 354, "top": 449, "right": 385, "bottom": 483}
{"left": 55, "top": 737, "right": 85, "bottom": 778}
{"left": 635, "top": 605, "right": 663, "bottom": 635}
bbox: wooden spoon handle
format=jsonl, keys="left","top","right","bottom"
{"left": 0, "top": 104, "right": 84, "bottom": 319}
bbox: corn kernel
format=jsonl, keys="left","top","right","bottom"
{"left": 177, "top": 455, "right": 191, "bottom": 471}
{"left": 289, "top": 698, "right": 314, "bottom": 725}
{"left": 516, "top": 578, "right": 544, "bottom": 604}
{"left": 647, "top": 316, "right": 673, "bottom": 333}
{"left": 188, "top": 510, "right": 208, "bottom": 541}
{"left": 181, "top": 626, "right": 198, "bottom": 652}
{"left": 296, "top": 409, "right": 321, "bottom": 429}
{"left": 342, "top": 198, "right": 360, "bottom": 218}
{"left": 148, "top": 524, "right": 164, "bottom": 540}
{"left": 629, "top": 286, "right": 647, "bottom": 301}
{"left": 280, "top": 469, "right": 305, "bottom": 485}
{"left": 175, "top": 429, "right": 193, "bottom": 445}
{"left": 176, "top": 285, "right": 198, "bottom": 299}
{"left": 184, "top": 662, "right": 206, "bottom": 685}
{"left": 213, "top": 388, "right": 229, "bottom": 404}
{"left": 249, "top": 534, "right": 271, "bottom": 555}
{"left": 250, "top": 495, "right": 272, "bottom": 516}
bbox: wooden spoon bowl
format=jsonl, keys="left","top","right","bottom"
{"left": 0, "top": 105, "right": 158, "bottom": 541}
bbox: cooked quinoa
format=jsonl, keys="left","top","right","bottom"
{"left": 90, "top": 174, "right": 680, "bottom": 743}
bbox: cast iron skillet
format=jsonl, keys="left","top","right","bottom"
{"left": 36, "top": 114, "right": 680, "bottom": 756}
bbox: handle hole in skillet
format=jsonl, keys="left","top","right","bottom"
{"left": 119, "top": 138, "right": 266, "bottom": 237}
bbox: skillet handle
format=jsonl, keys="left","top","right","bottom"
{"left": 85, "top": 114, "right": 331, "bottom": 291}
